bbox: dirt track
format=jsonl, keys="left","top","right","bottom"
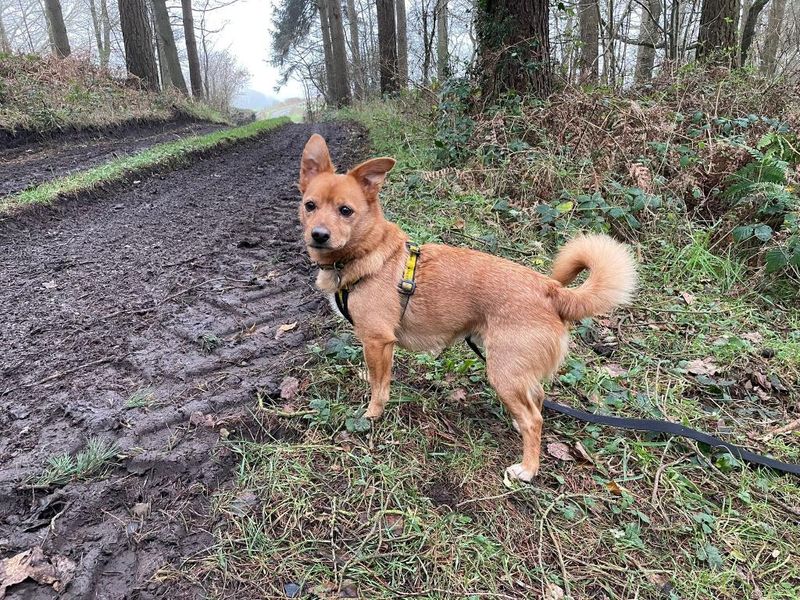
{"left": 0, "top": 121, "right": 367, "bottom": 599}
{"left": 0, "top": 120, "right": 224, "bottom": 198}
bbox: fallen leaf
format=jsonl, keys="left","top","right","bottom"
{"left": 574, "top": 441, "right": 595, "bottom": 464}
{"left": 686, "top": 358, "right": 719, "bottom": 376}
{"left": 450, "top": 388, "right": 467, "bottom": 402}
{"left": 385, "top": 513, "right": 405, "bottom": 535}
{"left": 740, "top": 332, "right": 763, "bottom": 344}
{"left": 275, "top": 321, "right": 298, "bottom": 339}
{"left": 680, "top": 291, "right": 696, "bottom": 305}
{"left": 544, "top": 582, "right": 565, "bottom": 600}
{"left": 189, "top": 411, "right": 215, "bottom": 427}
{"left": 130, "top": 502, "right": 150, "bottom": 518}
{"left": 340, "top": 579, "right": 359, "bottom": 598}
{"left": 279, "top": 376, "right": 300, "bottom": 400}
{"left": 453, "top": 218, "right": 465, "bottom": 229}
{"left": 0, "top": 548, "right": 76, "bottom": 598}
{"left": 42, "top": 280, "right": 57, "bottom": 290}
{"left": 546, "top": 442, "right": 574, "bottom": 462}
{"left": 605, "top": 480, "right": 624, "bottom": 495}
{"left": 603, "top": 363, "right": 628, "bottom": 378}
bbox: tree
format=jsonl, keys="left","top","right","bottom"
{"left": 43, "top": 0, "right": 70, "bottom": 57}
{"left": 204, "top": 48, "right": 249, "bottom": 111}
{"left": 152, "top": 0, "right": 188, "bottom": 93}
{"left": 181, "top": 0, "right": 204, "bottom": 97}
{"left": 376, "top": 0, "right": 398, "bottom": 93}
{"left": 326, "top": 0, "right": 351, "bottom": 105}
{"left": 396, "top": 0, "right": 408, "bottom": 86}
{"left": 0, "top": 2, "right": 10, "bottom": 53}
{"left": 118, "top": 0, "right": 159, "bottom": 89}
{"left": 477, "top": 0, "right": 552, "bottom": 101}
{"left": 317, "top": 0, "right": 336, "bottom": 102}
{"left": 634, "top": 0, "right": 662, "bottom": 82}
{"left": 695, "top": 0, "right": 738, "bottom": 62}
{"left": 760, "top": 0, "right": 785, "bottom": 74}
{"left": 88, "top": 0, "right": 112, "bottom": 68}
{"left": 346, "top": 0, "right": 365, "bottom": 98}
{"left": 739, "top": 0, "right": 770, "bottom": 65}
{"left": 436, "top": 0, "right": 448, "bottom": 80}
{"left": 578, "top": 0, "right": 599, "bottom": 82}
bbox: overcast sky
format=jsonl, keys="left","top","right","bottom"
{"left": 206, "top": 0, "right": 304, "bottom": 100}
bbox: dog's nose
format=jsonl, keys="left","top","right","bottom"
{"left": 311, "top": 227, "right": 330, "bottom": 244}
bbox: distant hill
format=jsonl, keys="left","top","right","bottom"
{"left": 232, "top": 89, "right": 279, "bottom": 111}
{"left": 259, "top": 97, "right": 306, "bottom": 122}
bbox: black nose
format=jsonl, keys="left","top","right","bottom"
{"left": 311, "top": 227, "right": 330, "bottom": 244}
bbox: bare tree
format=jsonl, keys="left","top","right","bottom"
{"left": 118, "top": 0, "right": 158, "bottom": 89}
{"left": 696, "top": 0, "right": 737, "bottom": 62}
{"left": 760, "top": 0, "right": 785, "bottom": 74}
{"left": 327, "top": 0, "right": 351, "bottom": 105}
{"left": 578, "top": 0, "right": 599, "bottom": 81}
{"left": 204, "top": 47, "right": 249, "bottom": 111}
{"left": 346, "top": 0, "right": 364, "bottom": 97}
{"left": 181, "top": 0, "right": 203, "bottom": 96}
{"left": 152, "top": 0, "right": 188, "bottom": 93}
{"left": 317, "top": 0, "right": 335, "bottom": 101}
{"left": 44, "top": 0, "right": 71, "bottom": 57}
{"left": 634, "top": 0, "right": 662, "bottom": 82}
{"left": 396, "top": 0, "right": 408, "bottom": 86}
{"left": 0, "top": 2, "right": 10, "bottom": 53}
{"left": 88, "top": 0, "right": 112, "bottom": 68}
{"left": 739, "top": 0, "right": 770, "bottom": 64}
{"left": 376, "top": 0, "right": 398, "bottom": 93}
{"left": 436, "top": 0, "right": 448, "bottom": 79}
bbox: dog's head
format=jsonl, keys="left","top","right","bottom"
{"left": 298, "top": 134, "right": 395, "bottom": 260}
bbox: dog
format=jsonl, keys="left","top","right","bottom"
{"left": 298, "top": 133, "right": 637, "bottom": 482}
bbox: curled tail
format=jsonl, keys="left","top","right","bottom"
{"left": 551, "top": 234, "right": 637, "bottom": 321}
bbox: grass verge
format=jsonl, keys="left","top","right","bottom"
{"left": 0, "top": 117, "right": 291, "bottom": 214}
{"left": 176, "top": 101, "right": 800, "bottom": 599}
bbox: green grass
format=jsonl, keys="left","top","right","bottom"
{"left": 35, "top": 437, "right": 119, "bottom": 487}
{"left": 177, "top": 100, "right": 800, "bottom": 598}
{"left": 0, "top": 117, "right": 290, "bottom": 214}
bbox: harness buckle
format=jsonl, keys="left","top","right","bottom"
{"left": 398, "top": 279, "right": 416, "bottom": 295}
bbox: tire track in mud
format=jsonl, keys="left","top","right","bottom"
{"left": 0, "top": 121, "right": 368, "bottom": 599}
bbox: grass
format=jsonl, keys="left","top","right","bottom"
{"left": 173, "top": 99, "right": 800, "bottom": 598}
{"left": 0, "top": 117, "right": 291, "bottom": 214}
{"left": 125, "top": 388, "right": 156, "bottom": 410}
{"left": 35, "top": 437, "right": 119, "bottom": 487}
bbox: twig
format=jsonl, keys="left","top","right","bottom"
{"left": 1, "top": 355, "right": 123, "bottom": 396}
{"left": 760, "top": 417, "right": 800, "bottom": 441}
{"left": 98, "top": 278, "right": 221, "bottom": 320}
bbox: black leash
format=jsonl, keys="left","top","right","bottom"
{"left": 464, "top": 337, "right": 800, "bottom": 476}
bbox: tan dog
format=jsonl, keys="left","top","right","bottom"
{"left": 299, "top": 134, "right": 637, "bottom": 482}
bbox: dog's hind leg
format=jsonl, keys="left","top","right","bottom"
{"left": 487, "top": 361, "right": 545, "bottom": 483}
{"left": 362, "top": 336, "right": 396, "bottom": 419}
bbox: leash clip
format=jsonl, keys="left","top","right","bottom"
{"left": 398, "top": 279, "right": 416, "bottom": 295}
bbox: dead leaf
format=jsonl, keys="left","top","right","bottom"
{"left": 605, "top": 480, "right": 624, "bottom": 495}
{"left": 574, "top": 441, "right": 595, "bottom": 464}
{"left": 42, "top": 280, "right": 57, "bottom": 290}
{"left": 603, "top": 363, "right": 628, "bottom": 378}
{"left": 385, "top": 513, "right": 405, "bottom": 535}
{"left": 0, "top": 548, "right": 76, "bottom": 598}
{"left": 680, "top": 291, "right": 696, "bottom": 305}
{"left": 130, "top": 502, "right": 150, "bottom": 518}
{"left": 544, "top": 582, "right": 565, "bottom": 600}
{"left": 274, "top": 321, "right": 298, "bottom": 339}
{"left": 279, "top": 376, "right": 300, "bottom": 400}
{"left": 449, "top": 388, "right": 467, "bottom": 402}
{"left": 453, "top": 218, "right": 465, "bottom": 229}
{"left": 546, "top": 442, "right": 574, "bottom": 462}
{"left": 686, "top": 357, "right": 719, "bottom": 376}
{"left": 339, "top": 579, "right": 359, "bottom": 598}
{"left": 741, "top": 332, "right": 763, "bottom": 344}
{"left": 189, "top": 411, "right": 215, "bottom": 427}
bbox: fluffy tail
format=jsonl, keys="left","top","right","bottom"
{"left": 551, "top": 234, "right": 637, "bottom": 321}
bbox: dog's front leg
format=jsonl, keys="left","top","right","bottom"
{"left": 362, "top": 336, "right": 395, "bottom": 419}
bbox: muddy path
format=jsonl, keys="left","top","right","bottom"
{"left": 0, "top": 121, "right": 367, "bottom": 599}
{"left": 0, "top": 120, "right": 225, "bottom": 198}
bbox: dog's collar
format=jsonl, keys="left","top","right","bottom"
{"left": 315, "top": 260, "right": 347, "bottom": 272}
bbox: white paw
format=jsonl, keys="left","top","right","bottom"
{"left": 504, "top": 463, "right": 536, "bottom": 483}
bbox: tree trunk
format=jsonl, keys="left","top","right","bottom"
{"left": 89, "top": 0, "right": 103, "bottom": 60}
{"left": 152, "top": 0, "right": 188, "bottom": 94}
{"left": 43, "top": 0, "right": 71, "bottom": 57}
{"left": 346, "top": 0, "right": 365, "bottom": 99}
{"left": 396, "top": 0, "right": 408, "bottom": 87}
{"left": 436, "top": 0, "right": 448, "bottom": 80}
{"left": 118, "top": 0, "right": 159, "bottom": 90}
{"left": 634, "top": 0, "right": 662, "bottom": 82}
{"left": 421, "top": 0, "right": 435, "bottom": 85}
{"left": 696, "top": 0, "right": 738, "bottom": 62}
{"left": 181, "top": 0, "right": 203, "bottom": 97}
{"left": 327, "top": 0, "right": 351, "bottom": 105}
{"left": 739, "top": 0, "right": 770, "bottom": 65}
{"left": 0, "top": 3, "right": 11, "bottom": 53}
{"left": 578, "top": 0, "right": 599, "bottom": 82}
{"left": 760, "top": 0, "right": 784, "bottom": 74}
{"left": 318, "top": 0, "right": 336, "bottom": 103}
{"left": 100, "top": 0, "right": 111, "bottom": 68}
{"left": 376, "top": 0, "right": 399, "bottom": 93}
{"left": 477, "top": 0, "right": 552, "bottom": 101}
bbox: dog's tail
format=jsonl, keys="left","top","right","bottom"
{"left": 550, "top": 234, "right": 637, "bottom": 321}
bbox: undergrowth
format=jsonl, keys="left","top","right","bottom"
{"left": 184, "top": 73, "right": 800, "bottom": 599}
{"left": 0, "top": 53, "right": 227, "bottom": 136}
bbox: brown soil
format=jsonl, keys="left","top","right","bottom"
{"left": 0, "top": 120, "right": 224, "bottom": 198}
{"left": 0, "top": 121, "right": 368, "bottom": 599}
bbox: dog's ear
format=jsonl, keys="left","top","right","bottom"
{"left": 299, "top": 134, "right": 334, "bottom": 193}
{"left": 347, "top": 158, "right": 396, "bottom": 199}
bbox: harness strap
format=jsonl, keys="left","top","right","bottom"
{"left": 462, "top": 338, "right": 800, "bottom": 476}
{"left": 399, "top": 242, "right": 421, "bottom": 321}
{"left": 335, "top": 286, "right": 354, "bottom": 325}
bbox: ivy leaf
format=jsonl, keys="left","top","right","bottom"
{"left": 753, "top": 224, "right": 773, "bottom": 242}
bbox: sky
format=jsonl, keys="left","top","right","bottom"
{"left": 205, "top": 0, "right": 304, "bottom": 100}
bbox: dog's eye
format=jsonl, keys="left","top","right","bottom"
{"left": 339, "top": 206, "right": 353, "bottom": 217}
{"left": 304, "top": 201, "right": 316, "bottom": 212}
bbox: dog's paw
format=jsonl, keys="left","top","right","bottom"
{"left": 504, "top": 463, "right": 537, "bottom": 484}
{"left": 363, "top": 407, "right": 384, "bottom": 419}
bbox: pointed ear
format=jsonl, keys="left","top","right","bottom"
{"left": 299, "top": 134, "right": 334, "bottom": 192}
{"left": 347, "top": 158, "right": 396, "bottom": 198}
